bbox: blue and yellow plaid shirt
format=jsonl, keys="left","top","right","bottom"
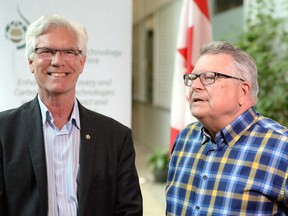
{"left": 166, "top": 107, "right": 288, "bottom": 215}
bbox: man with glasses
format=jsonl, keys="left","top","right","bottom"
{"left": 0, "top": 14, "right": 142, "bottom": 216}
{"left": 166, "top": 41, "right": 288, "bottom": 215}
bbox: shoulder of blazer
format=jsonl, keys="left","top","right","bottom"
{"left": 0, "top": 96, "right": 40, "bottom": 127}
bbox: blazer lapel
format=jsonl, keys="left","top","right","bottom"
{"left": 77, "top": 108, "right": 96, "bottom": 216}
{"left": 22, "top": 98, "right": 48, "bottom": 214}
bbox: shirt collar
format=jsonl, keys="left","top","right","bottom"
{"left": 38, "top": 95, "right": 81, "bottom": 129}
{"left": 202, "top": 127, "right": 212, "bottom": 144}
{"left": 217, "top": 107, "right": 259, "bottom": 147}
{"left": 200, "top": 107, "right": 259, "bottom": 147}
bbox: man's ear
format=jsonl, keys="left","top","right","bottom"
{"left": 28, "top": 59, "right": 34, "bottom": 73}
{"left": 79, "top": 55, "right": 86, "bottom": 74}
{"left": 239, "top": 81, "right": 251, "bottom": 106}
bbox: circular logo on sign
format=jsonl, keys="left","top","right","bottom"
{"left": 5, "top": 21, "right": 27, "bottom": 44}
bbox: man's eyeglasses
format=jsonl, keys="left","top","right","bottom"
{"left": 34, "top": 47, "right": 82, "bottom": 60}
{"left": 183, "top": 71, "right": 245, "bottom": 86}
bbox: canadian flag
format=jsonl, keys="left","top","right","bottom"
{"left": 170, "top": 0, "right": 212, "bottom": 152}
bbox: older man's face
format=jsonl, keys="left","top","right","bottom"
{"left": 189, "top": 53, "right": 246, "bottom": 129}
{"left": 29, "top": 27, "right": 86, "bottom": 97}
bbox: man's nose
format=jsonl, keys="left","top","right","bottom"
{"left": 191, "top": 76, "right": 204, "bottom": 89}
{"left": 51, "top": 51, "right": 65, "bottom": 65}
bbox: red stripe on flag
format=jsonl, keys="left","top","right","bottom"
{"left": 194, "top": 0, "right": 210, "bottom": 20}
{"left": 170, "top": 127, "right": 180, "bottom": 154}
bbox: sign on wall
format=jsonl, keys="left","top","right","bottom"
{"left": 0, "top": 0, "right": 132, "bottom": 126}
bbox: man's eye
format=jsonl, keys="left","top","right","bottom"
{"left": 190, "top": 75, "right": 197, "bottom": 81}
{"left": 204, "top": 74, "right": 215, "bottom": 79}
{"left": 39, "top": 49, "right": 53, "bottom": 54}
{"left": 64, "top": 50, "right": 76, "bottom": 55}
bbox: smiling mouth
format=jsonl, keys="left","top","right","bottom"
{"left": 48, "top": 72, "right": 68, "bottom": 77}
{"left": 193, "top": 98, "right": 204, "bottom": 102}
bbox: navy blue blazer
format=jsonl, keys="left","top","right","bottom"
{"left": 0, "top": 96, "right": 142, "bottom": 215}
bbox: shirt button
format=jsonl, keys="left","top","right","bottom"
{"left": 195, "top": 206, "right": 200, "bottom": 211}
{"left": 203, "top": 175, "right": 208, "bottom": 180}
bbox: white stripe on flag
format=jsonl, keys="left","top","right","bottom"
{"left": 169, "top": 0, "right": 212, "bottom": 152}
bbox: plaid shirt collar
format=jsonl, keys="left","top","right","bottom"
{"left": 201, "top": 107, "right": 258, "bottom": 148}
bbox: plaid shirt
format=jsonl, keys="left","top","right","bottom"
{"left": 166, "top": 107, "right": 288, "bottom": 215}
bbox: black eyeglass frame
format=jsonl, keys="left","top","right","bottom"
{"left": 34, "top": 47, "right": 82, "bottom": 58}
{"left": 183, "top": 71, "right": 245, "bottom": 86}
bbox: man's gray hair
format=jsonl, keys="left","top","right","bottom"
{"left": 25, "top": 14, "right": 88, "bottom": 60}
{"left": 200, "top": 41, "right": 259, "bottom": 103}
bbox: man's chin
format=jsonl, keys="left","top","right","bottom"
{"left": 191, "top": 109, "right": 201, "bottom": 117}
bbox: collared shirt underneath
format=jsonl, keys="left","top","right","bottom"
{"left": 166, "top": 107, "right": 288, "bottom": 215}
{"left": 39, "top": 96, "right": 80, "bottom": 216}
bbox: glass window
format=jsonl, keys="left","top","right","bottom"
{"left": 215, "top": 0, "right": 243, "bottom": 13}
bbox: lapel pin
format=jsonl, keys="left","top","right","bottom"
{"left": 86, "top": 134, "right": 91, "bottom": 140}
